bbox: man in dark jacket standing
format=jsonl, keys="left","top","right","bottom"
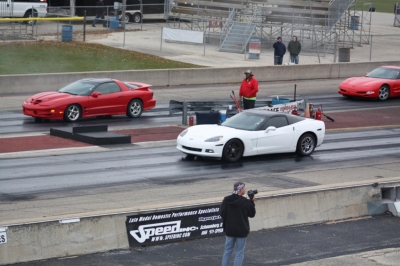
{"left": 220, "top": 182, "right": 256, "bottom": 266}
{"left": 287, "top": 36, "right": 301, "bottom": 64}
{"left": 92, "top": 0, "right": 107, "bottom": 27}
{"left": 239, "top": 70, "right": 259, "bottom": 110}
{"left": 272, "top": 37, "right": 286, "bottom": 65}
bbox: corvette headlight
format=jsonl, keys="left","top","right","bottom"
{"left": 179, "top": 129, "right": 188, "bottom": 137}
{"left": 205, "top": 136, "right": 223, "bottom": 142}
{"left": 366, "top": 91, "right": 375, "bottom": 95}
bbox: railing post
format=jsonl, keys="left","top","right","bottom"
{"left": 182, "top": 101, "right": 188, "bottom": 125}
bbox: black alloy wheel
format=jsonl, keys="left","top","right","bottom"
{"left": 222, "top": 139, "right": 244, "bottom": 162}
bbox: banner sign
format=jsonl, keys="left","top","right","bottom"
{"left": 126, "top": 204, "right": 223, "bottom": 247}
{"left": 162, "top": 28, "right": 204, "bottom": 44}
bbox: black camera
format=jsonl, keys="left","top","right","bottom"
{"left": 247, "top": 189, "right": 258, "bottom": 200}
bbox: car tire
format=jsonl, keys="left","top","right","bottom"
{"left": 64, "top": 104, "right": 81, "bottom": 122}
{"left": 133, "top": 12, "right": 142, "bottom": 23}
{"left": 296, "top": 133, "right": 316, "bottom": 156}
{"left": 222, "top": 139, "right": 244, "bottom": 162}
{"left": 24, "top": 10, "right": 37, "bottom": 26}
{"left": 127, "top": 99, "right": 143, "bottom": 118}
{"left": 378, "top": 85, "right": 390, "bottom": 101}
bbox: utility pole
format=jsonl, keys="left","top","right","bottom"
{"left": 121, "top": 0, "right": 127, "bottom": 29}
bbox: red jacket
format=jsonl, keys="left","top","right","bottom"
{"left": 239, "top": 77, "right": 258, "bottom": 98}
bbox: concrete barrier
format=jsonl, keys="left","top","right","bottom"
{"left": 1, "top": 61, "right": 399, "bottom": 94}
{"left": 1, "top": 177, "right": 399, "bottom": 265}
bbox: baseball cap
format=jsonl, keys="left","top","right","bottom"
{"left": 244, "top": 70, "right": 252, "bottom": 74}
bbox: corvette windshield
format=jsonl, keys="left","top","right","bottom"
{"left": 58, "top": 81, "right": 96, "bottom": 96}
{"left": 222, "top": 112, "right": 267, "bottom": 130}
{"left": 366, "top": 67, "right": 400, "bottom": 79}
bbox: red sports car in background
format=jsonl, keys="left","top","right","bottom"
{"left": 338, "top": 66, "right": 400, "bottom": 101}
{"left": 23, "top": 78, "right": 156, "bottom": 122}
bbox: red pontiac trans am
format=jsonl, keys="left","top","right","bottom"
{"left": 23, "top": 78, "right": 156, "bottom": 122}
{"left": 338, "top": 66, "right": 400, "bottom": 101}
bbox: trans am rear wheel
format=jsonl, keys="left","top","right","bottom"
{"left": 222, "top": 139, "right": 244, "bottom": 162}
{"left": 296, "top": 133, "right": 316, "bottom": 156}
{"left": 378, "top": 85, "right": 390, "bottom": 101}
{"left": 127, "top": 99, "right": 143, "bottom": 118}
{"left": 64, "top": 104, "right": 81, "bottom": 122}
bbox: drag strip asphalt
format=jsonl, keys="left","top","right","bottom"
{"left": 1, "top": 94, "right": 400, "bottom": 136}
{"left": 1, "top": 127, "right": 400, "bottom": 223}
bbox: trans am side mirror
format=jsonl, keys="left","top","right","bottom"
{"left": 91, "top": 92, "right": 101, "bottom": 98}
{"left": 265, "top": 126, "right": 276, "bottom": 133}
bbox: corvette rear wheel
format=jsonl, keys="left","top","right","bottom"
{"left": 127, "top": 99, "right": 143, "bottom": 118}
{"left": 378, "top": 85, "right": 390, "bottom": 101}
{"left": 223, "top": 139, "right": 244, "bottom": 162}
{"left": 64, "top": 104, "right": 81, "bottom": 122}
{"left": 296, "top": 133, "right": 316, "bottom": 156}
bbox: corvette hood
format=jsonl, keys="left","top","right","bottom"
{"left": 26, "top": 92, "right": 78, "bottom": 105}
{"left": 341, "top": 77, "right": 384, "bottom": 88}
{"left": 184, "top": 125, "right": 241, "bottom": 139}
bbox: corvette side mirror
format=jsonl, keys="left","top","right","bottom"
{"left": 265, "top": 126, "right": 276, "bottom": 133}
{"left": 91, "top": 92, "right": 101, "bottom": 98}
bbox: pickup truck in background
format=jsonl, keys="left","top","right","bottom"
{"left": 0, "top": 0, "right": 47, "bottom": 22}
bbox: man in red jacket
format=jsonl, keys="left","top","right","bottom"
{"left": 239, "top": 70, "right": 259, "bottom": 110}
{"left": 220, "top": 182, "right": 256, "bottom": 266}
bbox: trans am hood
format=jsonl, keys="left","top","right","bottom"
{"left": 341, "top": 77, "right": 385, "bottom": 88}
{"left": 184, "top": 125, "right": 241, "bottom": 140}
{"left": 26, "top": 92, "right": 80, "bottom": 105}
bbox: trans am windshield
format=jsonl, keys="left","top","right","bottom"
{"left": 366, "top": 67, "right": 400, "bottom": 79}
{"left": 58, "top": 81, "right": 97, "bottom": 96}
{"left": 222, "top": 112, "right": 267, "bottom": 131}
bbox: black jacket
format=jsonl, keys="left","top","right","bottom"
{"left": 220, "top": 194, "right": 256, "bottom": 237}
{"left": 96, "top": 0, "right": 105, "bottom": 15}
{"left": 273, "top": 42, "right": 286, "bottom": 57}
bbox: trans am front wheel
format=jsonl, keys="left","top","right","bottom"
{"left": 296, "top": 133, "right": 316, "bottom": 156}
{"left": 222, "top": 139, "right": 244, "bottom": 162}
{"left": 127, "top": 99, "right": 143, "bottom": 118}
{"left": 64, "top": 104, "right": 81, "bottom": 122}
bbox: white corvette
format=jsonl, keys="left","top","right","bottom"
{"left": 177, "top": 110, "right": 325, "bottom": 162}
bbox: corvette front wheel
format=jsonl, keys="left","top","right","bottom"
{"left": 378, "top": 85, "right": 390, "bottom": 101}
{"left": 222, "top": 139, "right": 244, "bottom": 162}
{"left": 64, "top": 104, "right": 81, "bottom": 122}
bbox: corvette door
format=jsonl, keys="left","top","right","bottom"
{"left": 256, "top": 116, "right": 295, "bottom": 154}
{"left": 87, "top": 82, "right": 125, "bottom": 115}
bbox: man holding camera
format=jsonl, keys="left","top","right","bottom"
{"left": 220, "top": 182, "right": 256, "bottom": 266}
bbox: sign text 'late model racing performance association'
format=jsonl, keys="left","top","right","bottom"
{"left": 125, "top": 205, "right": 223, "bottom": 247}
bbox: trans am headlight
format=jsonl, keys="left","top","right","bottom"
{"left": 179, "top": 129, "right": 188, "bottom": 137}
{"left": 205, "top": 136, "right": 223, "bottom": 142}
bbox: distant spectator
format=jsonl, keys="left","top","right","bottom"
{"left": 287, "top": 36, "right": 301, "bottom": 64}
{"left": 272, "top": 37, "right": 286, "bottom": 65}
{"left": 92, "top": 0, "right": 107, "bottom": 28}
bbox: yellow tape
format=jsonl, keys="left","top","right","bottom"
{"left": 0, "top": 17, "right": 84, "bottom": 22}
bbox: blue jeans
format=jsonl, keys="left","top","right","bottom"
{"left": 274, "top": 56, "right": 283, "bottom": 65}
{"left": 222, "top": 236, "right": 247, "bottom": 266}
{"left": 92, "top": 14, "right": 107, "bottom": 27}
{"left": 290, "top": 55, "right": 299, "bottom": 64}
